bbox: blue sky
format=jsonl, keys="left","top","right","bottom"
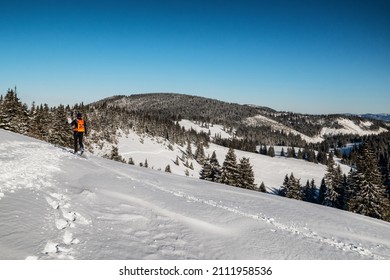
{"left": 0, "top": 0, "right": 389, "bottom": 114}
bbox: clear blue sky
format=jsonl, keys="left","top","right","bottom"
{"left": 0, "top": 0, "right": 389, "bottom": 114}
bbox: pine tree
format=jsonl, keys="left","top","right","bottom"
{"left": 220, "top": 148, "right": 239, "bottom": 186}
{"left": 334, "top": 165, "right": 347, "bottom": 209}
{"left": 302, "top": 179, "right": 317, "bottom": 203}
{"left": 280, "top": 147, "right": 285, "bottom": 157}
{"left": 200, "top": 158, "right": 213, "bottom": 181}
{"left": 259, "top": 181, "right": 266, "bottom": 193}
{"left": 323, "top": 157, "right": 344, "bottom": 208}
{"left": 49, "top": 105, "right": 71, "bottom": 147}
{"left": 348, "top": 143, "right": 390, "bottom": 220}
{"left": 317, "top": 178, "right": 327, "bottom": 204}
{"left": 0, "top": 89, "right": 29, "bottom": 133}
{"left": 209, "top": 151, "right": 221, "bottom": 182}
{"left": 267, "top": 146, "right": 275, "bottom": 157}
{"left": 279, "top": 174, "right": 289, "bottom": 197}
{"left": 165, "top": 164, "right": 171, "bottom": 173}
{"left": 110, "top": 146, "right": 124, "bottom": 162}
{"left": 297, "top": 149, "right": 303, "bottom": 160}
{"left": 194, "top": 141, "right": 206, "bottom": 165}
{"left": 285, "top": 173, "right": 302, "bottom": 200}
{"left": 186, "top": 141, "right": 193, "bottom": 159}
{"left": 200, "top": 151, "right": 221, "bottom": 182}
{"left": 316, "top": 151, "right": 327, "bottom": 165}
{"left": 237, "top": 157, "right": 256, "bottom": 190}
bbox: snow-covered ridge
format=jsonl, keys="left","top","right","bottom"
{"left": 244, "top": 115, "right": 388, "bottom": 143}
{"left": 244, "top": 115, "right": 323, "bottom": 143}
{"left": 178, "top": 119, "right": 236, "bottom": 140}
{"left": 320, "top": 118, "right": 388, "bottom": 136}
{"left": 1, "top": 129, "right": 390, "bottom": 260}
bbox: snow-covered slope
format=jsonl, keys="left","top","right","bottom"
{"left": 244, "top": 115, "right": 387, "bottom": 143}
{"left": 91, "top": 126, "right": 350, "bottom": 191}
{"left": 1, "top": 129, "right": 389, "bottom": 260}
{"left": 244, "top": 115, "right": 324, "bottom": 143}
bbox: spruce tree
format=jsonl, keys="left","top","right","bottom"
{"left": 267, "top": 146, "right": 275, "bottom": 157}
{"left": 323, "top": 157, "right": 344, "bottom": 208}
{"left": 186, "top": 141, "right": 193, "bottom": 159}
{"left": 194, "top": 141, "right": 206, "bottom": 165}
{"left": 302, "top": 179, "right": 317, "bottom": 203}
{"left": 317, "top": 178, "right": 327, "bottom": 204}
{"left": 285, "top": 173, "right": 302, "bottom": 200}
{"left": 279, "top": 174, "right": 289, "bottom": 197}
{"left": 209, "top": 151, "right": 221, "bottom": 182}
{"left": 238, "top": 157, "right": 256, "bottom": 190}
{"left": 259, "top": 181, "right": 266, "bottom": 193}
{"left": 200, "top": 157, "right": 213, "bottom": 181}
{"left": 220, "top": 148, "right": 239, "bottom": 187}
{"left": 348, "top": 143, "right": 390, "bottom": 220}
{"left": 280, "top": 147, "right": 285, "bottom": 157}
{"left": 0, "top": 89, "right": 29, "bottom": 133}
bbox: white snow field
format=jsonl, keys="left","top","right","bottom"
{"left": 0, "top": 129, "right": 390, "bottom": 260}
{"left": 92, "top": 126, "right": 351, "bottom": 192}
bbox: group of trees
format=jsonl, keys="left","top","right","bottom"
{"left": 0, "top": 89, "right": 72, "bottom": 148}
{"left": 199, "top": 148, "right": 263, "bottom": 192}
{"left": 279, "top": 145, "right": 390, "bottom": 222}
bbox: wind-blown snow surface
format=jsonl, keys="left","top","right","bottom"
{"left": 1, "top": 129, "right": 390, "bottom": 260}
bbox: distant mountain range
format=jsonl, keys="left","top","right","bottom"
{"left": 359, "top": 114, "right": 390, "bottom": 122}
{"left": 344, "top": 113, "right": 390, "bottom": 122}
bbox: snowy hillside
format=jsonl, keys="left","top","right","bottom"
{"left": 244, "top": 115, "right": 387, "bottom": 143}
{"left": 1, "top": 129, "right": 390, "bottom": 260}
{"left": 90, "top": 123, "right": 351, "bottom": 191}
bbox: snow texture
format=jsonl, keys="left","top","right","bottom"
{"left": 0, "top": 129, "right": 389, "bottom": 260}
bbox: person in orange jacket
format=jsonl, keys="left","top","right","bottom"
{"left": 70, "top": 112, "right": 87, "bottom": 154}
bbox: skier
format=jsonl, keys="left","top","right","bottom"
{"left": 70, "top": 112, "right": 87, "bottom": 154}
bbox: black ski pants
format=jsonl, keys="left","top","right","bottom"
{"left": 74, "top": 132, "right": 84, "bottom": 153}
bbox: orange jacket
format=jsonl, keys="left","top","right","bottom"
{"left": 71, "top": 118, "right": 87, "bottom": 133}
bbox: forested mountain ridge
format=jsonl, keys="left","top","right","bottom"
{"left": 90, "top": 93, "right": 274, "bottom": 125}
{"left": 89, "top": 93, "right": 388, "bottom": 145}
{"left": 1, "top": 90, "right": 388, "bottom": 151}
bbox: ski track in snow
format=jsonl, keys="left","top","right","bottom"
{"left": 0, "top": 140, "right": 88, "bottom": 259}
{"left": 147, "top": 183, "right": 383, "bottom": 260}
{"left": 95, "top": 161, "right": 384, "bottom": 260}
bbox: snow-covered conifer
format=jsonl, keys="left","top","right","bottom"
{"left": 220, "top": 148, "right": 239, "bottom": 187}
{"left": 348, "top": 143, "right": 390, "bottom": 220}
{"left": 238, "top": 157, "right": 256, "bottom": 190}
